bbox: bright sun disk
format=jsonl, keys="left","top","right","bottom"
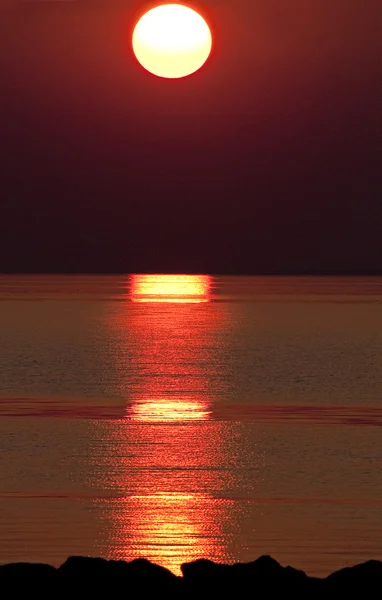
{"left": 132, "top": 4, "right": 212, "bottom": 79}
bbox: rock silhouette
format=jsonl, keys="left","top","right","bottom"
{"left": 0, "top": 562, "right": 56, "bottom": 577}
{"left": 0, "top": 555, "right": 381, "bottom": 594}
{"left": 182, "top": 555, "right": 308, "bottom": 581}
{"left": 181, "top": 555, "right": 322, "bottom": 592}
{"left": 58, "top": 556, "right": 177, "bottom": 581}
{"left": 325, "top": 559, "right": 382, "bottom": 592}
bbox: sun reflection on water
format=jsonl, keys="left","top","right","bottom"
{"left": 129, "top": 397, "right": 211, "bottom": 422}
{"left": 129, "top": 274, "right": 210, "bottom": 303}
{"left": 96, "top": 274, "right": 234, "bottom": 574}
{"left": 106, "top": 491, "right": 233, "bottom": 574}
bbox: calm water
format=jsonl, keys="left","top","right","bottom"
{"left": 0, "top": 275, "right": 382, "bottom": 576}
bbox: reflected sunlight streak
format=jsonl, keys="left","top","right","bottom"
{"left": 129, "top": 274, "right": 211, "bottom": 303}
{"left": 129, "top": 397, "right": 211, "bottom": 422}
{"left": 109, "top": 492, "right": 225, "bottom": 574}
{"left": 99, "top": 274, "right": 233, "bottom": 574}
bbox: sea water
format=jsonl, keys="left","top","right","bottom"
{"left": 0, "top": 275, "right": 381, "bottom": 575}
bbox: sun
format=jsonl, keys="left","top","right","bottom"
{"left": 132, "top": 4, "right": 212, "bottom": 79}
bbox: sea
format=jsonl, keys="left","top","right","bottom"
{"left": 0, "top": 275, "right": 381, "bottom": 576}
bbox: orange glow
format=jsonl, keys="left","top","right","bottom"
{"left": 132, "top": 4, "right": 212, "bottom": 79}
{"left": 129, "top": 274, "right": 210, "bottom": 303}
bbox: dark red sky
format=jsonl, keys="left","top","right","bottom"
{"left": 0, "top": 0, "right": 381, "bottom": 273}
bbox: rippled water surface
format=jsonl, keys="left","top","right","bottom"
{"left": 0, "top": 275, "right": 382, "bottom": 575}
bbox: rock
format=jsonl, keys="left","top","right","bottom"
{"left": 326, "top": 559, "right": 382, "bottom": 591}
{"left": 181, "top": 555, "right": 320, "bottom": 591}
{"left": 181, "top": 558, "right": 227, "bottom": 582}
{"left": 231, "top": 554, "right": 308, "bottom": 581}
{"left": 0, "top": 554, "right": 380, "bottom": 595}
{"left": 0, "top": 562, "right": 57, "bottom": 578}
{"left": 58, "top": 556, "right": 180, "bottom": 588}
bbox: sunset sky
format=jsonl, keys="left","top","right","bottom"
{"left": 0, "top": 0, "right": 381, "bottom": 274}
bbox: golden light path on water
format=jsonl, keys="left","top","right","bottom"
{"left": 129, "top": 274, "right": 210, "bottom": 303}
{"left": 95, "top": 274, "right": 236, "bottom": 574}
{"left": 130, "top": 397, "right": 211, "bottom": 422}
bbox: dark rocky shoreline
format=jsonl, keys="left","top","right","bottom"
{"left": 1, "top": 555, "right": 381, "bottom": 592}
